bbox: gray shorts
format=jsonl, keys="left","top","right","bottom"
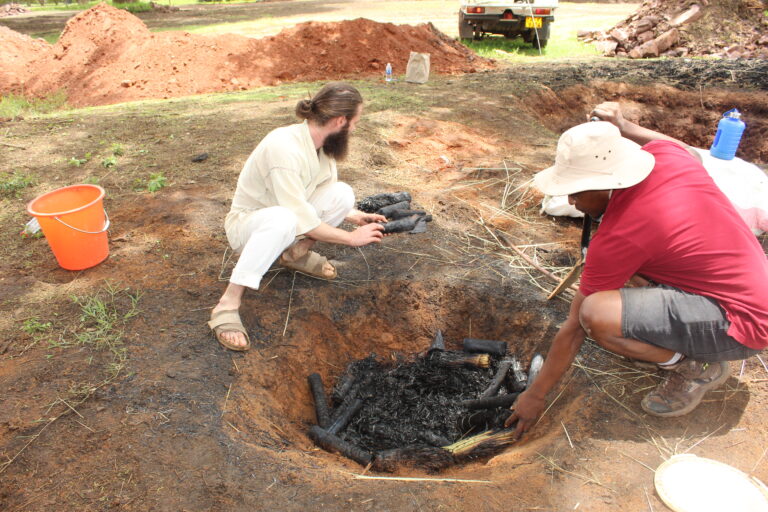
{"left": 620, "top": 285, "right": 760, "bottom": 362}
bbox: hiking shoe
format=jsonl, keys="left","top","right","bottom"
{"left": 641, "top": 360, "right": 730, "bottom": 417}
{"left": 625, "top": 357, "right": 661, "bottom": 371}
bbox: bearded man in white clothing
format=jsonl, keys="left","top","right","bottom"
{"left": 208, "top": 82, "right": 385, "bottom": 351}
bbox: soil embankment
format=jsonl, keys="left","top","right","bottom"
{"left": 0, "top": 3, "right": 491, "bottom": 107}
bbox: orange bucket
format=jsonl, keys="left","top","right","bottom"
{"left": 26, "top": 184, "right": 110, "bottom": 270}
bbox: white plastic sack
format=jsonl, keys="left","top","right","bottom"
{"left": 405, "top": 52, "right": 430, "bottom": 84}
{"left": 692, "top": 148, "right": 768, "bottom": 236}
{"left": 540, "top": 194, "right": 583, "bottom": 218}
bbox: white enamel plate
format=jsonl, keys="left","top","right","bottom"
{"left": 655, "top": 454, "right": 768, "bottom": 512}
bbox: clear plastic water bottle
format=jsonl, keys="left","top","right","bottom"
{"left": 385, "top": 63, "right": 393, "bottom": 83}
{"left": 710, "top": 108, "right": 746, "bottom": 161}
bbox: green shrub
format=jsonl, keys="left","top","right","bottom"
{"left": 110, "top": 143, "right": 125, "bottom": 156}
{"left": 147, "top": 172, "right": 168, "bottom": 192}
{"left": 101, "top": 156, "right": 118, "bottom": 168}
{"left": 113, "top": 1, "right": 153, "bottom": 13}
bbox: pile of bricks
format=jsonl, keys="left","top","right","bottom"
{"left": 578, "top": 0, "right": 768, "bottom": 59}
{"left": 0, "top": 3, "right": 29, "bottom": 17}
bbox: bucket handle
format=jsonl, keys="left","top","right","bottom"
{"left": 53, "top": 209, "right": 110, "bottom": 234}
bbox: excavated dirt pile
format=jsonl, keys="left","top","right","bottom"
{"left": 0, "top": 3, "right": 491, "bottom": 107}
{"left": 579, "top": 0, "right": 768, "bottom": 58}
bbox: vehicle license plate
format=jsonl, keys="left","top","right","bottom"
{"left": 525, "top": 16, "right": 543, "bottom": 28}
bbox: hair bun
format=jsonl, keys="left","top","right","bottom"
{"left": 295, "top": 99, "right": 313, "bottom": 119}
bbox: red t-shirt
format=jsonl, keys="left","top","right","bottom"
{"left": 580, "top": 140, "right": 768, "bottom": 349}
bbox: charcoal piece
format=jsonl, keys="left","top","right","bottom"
{"left": 463, "top": 338, "right": 508, "bottom": 357}
{"left": 428, "top": 330, "right": 445, "bottom": 353}
{"left": 461, "top": 393, "right": 520, "bottom": 410}
{"left": 527, "top": 353, "right": 545, "bottom": 388}
{"left": 373, "top": 446, "right": 454, "bottom": 473}
{"left": 457, "top": 409, "right": 507, "bottom": 435}
{"left": 380, "top": 214, "right": 421, "bottom": 234}
{"left": 376, "top": 201, "right": 411, "bottom": 217}
{"left": 191, "top": 152, "right": 209, "bottom": 162}
{"left": 357, "top": 192, "right": 412, "bottom": 213}
{"left": 508, "top": 357, "right": 528, "bottom": 393}
{"left": 328, "top": 398, "right": 363, "bottom": 435}
{"left": 307, "top": 373, "right": 332, "bottom": 428}
{"left": 480, "top": 359, "right": 512, "bottom": 398}
{"left": 308, "top": 426, "right": 373, "bottom": 466}
{"left": 331, "top": 373, "right": 356, "bottom": 406}
{"left": 387, "top": 209, "right": 427, "bottom": 220}
{"left": 409, "top": 216, "right": 428, "bottom": 234}
{"left": 430, "top": 351, "right": 490, "bottom": 369}
{"left": 420, "top": 431, "right": 451, "bottom": 447}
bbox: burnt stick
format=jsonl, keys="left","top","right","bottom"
{"left": 307, "top": 373, "right": 332, "bottom": 428}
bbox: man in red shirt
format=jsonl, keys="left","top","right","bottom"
{"left": 507, "top": 103, "right": 768, "bottom": 436}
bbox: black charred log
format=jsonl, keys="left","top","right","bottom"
{"left": 357, "top": 192, "right": 412, "bottom": 213}
{"left": 463, "top": 338, "right": 508, "bottom": 357}
{"left": 307, "top": 373, "right": 332, "bottom": 428}
{"left": 461, "top": 393, "right": 520, "bottom": 410}
{"left": 308, "top": 426, "right": 373, "bottom": 466}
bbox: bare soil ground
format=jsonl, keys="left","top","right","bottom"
{"left": 2, "top": 0, "right": 768, "bottom": 508}
{"left": 2, "top": 57, "right": 767, "bottom": 511}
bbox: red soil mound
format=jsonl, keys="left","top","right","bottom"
{"left": 1, "top": 3, "right": 491, "bottom": 107}
{"left": 0, "top": 27, "right": 51, "bottom": 92}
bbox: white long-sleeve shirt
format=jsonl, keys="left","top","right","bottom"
{"left": 226, "top": 120, "right": 337, "bottom": 236}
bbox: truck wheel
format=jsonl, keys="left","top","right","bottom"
{"left": 458, "top": 12, "right": 473, "bottom": 40}
{"left": 522, "top": 30, "right": 533, "bottom": 43}
{"left": 531, "top": 22, "right": 551, "bottom": 49}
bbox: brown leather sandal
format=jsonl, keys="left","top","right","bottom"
{"left": 208, "top": 309, "right": 251, "bottom": 351}
{"left": 278, "top": 250, "right": 337, "bottom": 279}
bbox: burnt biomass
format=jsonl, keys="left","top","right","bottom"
{"left": 334, "top": 353, "right": 509, "bottom": 453}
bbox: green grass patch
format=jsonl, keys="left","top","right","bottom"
{"left": 0, "top": 171, "right": 36, "bottom": 198}
{"left": 356, "top": 82, "right": 428, "bottom": 114}
{"left": 31, "top": 31, "right": 61, "bottom": 44}
{"left": 0, "top": 91, "right": 69, "bottom": 119}
{"left": 22, "top": 317, "right": 52, "bottom": 335}
{"left": 57, "top": 282, "right": 142, "bottom": 377}
{"left": 463, "top": 34, "right": 600, "bottom": 62}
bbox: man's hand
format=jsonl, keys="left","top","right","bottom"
{"left": 346, "top": 210, "right": 387, "bottom": 226}
{"left": 588, "top": 101, "right": 626, "bottom": 131}
{"left": 504, "top": 390, "right": 547, "bottom": 439}
{"left": 347, "top": 223, "right": 384, "bottom": 247}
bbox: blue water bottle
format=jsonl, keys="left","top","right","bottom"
{"left": 385, "top": 63, "right": 393, "bottom": 83}
{"left": 710, "top": 108, "right": 746, "bottom": 160}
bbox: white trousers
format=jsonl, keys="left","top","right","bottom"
{"left": 227, "top": 182, "right": 354, "bottom": 289}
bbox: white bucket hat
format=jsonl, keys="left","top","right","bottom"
{"left": 534, "top": 121, "right": 656, "bottom": 196}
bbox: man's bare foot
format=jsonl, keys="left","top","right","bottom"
{"left": 281, "top": 239, "right": 335, "bottom": 278}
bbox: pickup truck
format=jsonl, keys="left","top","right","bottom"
{"left": 459, "top": 0, "right": 558, "bottom": 48}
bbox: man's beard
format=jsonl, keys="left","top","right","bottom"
{"left": 323, "top": 126, "right": 350, "bottom": 160}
